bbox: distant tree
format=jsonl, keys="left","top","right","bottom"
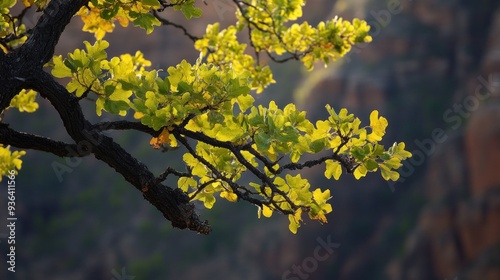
{"left": 0, "top": 0, "right": 411, "bottom": 234}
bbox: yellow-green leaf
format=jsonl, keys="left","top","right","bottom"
{"left": 312, "top": 188, "right": 331, "bottom": 205}
{"left": 220, "top": 191, "right": 238, "bottom": 202}
{"left": 324, "top": 159, "right": 342, "bottom": 180}
{"left": 353, "top": 164, "right": 367, "bottom": 179}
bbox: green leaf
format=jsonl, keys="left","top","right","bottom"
{"left": 309, "top": 139, "right": 325, "bottom": 153}
{"left": 255, "top": 131, "right": 271, "bottom": 151}
{"left": 267, "top": 115, "right": 276, "bottom": 132}
{"left": 104, "top": 84, "right": 116, "bottom": 96}
{"left": 248, "top": 108, "right": 264, "bottom": 126}
{"left": 178, "top": 177, "right": 197, "bottom": 192}
{"left": 379, "top": 153, "right": 391, "bottom": 161}
{"left": 144, "top": 91, "right": 158, "bottom": 111}
{"left": 84, "top": 40, "right": 109, "bottom": 61}
{"left": 0, "top": 0, "right": 15, "bottom": 9}
{"left": 63, "top": 58, "right": 78, "bottom": 73}
{"left": 364, "top": 159, "right": 378, "bottom": 171}
{"left": 131, "top": 12, "right": 161, "bottom": 34}
{"left": 236, "top": 94, "right": 254, "bottom": 112}
{"left": 132, "top": 98, "right": 148, "bottom": 113}
{"left": 276, "top": 126, "right": 298, "bottom": 143}
{"left": 351, "top": 146, "right": 366, "bottom": 161}
{"left": 384, "top": 158, "right": 402, "bottom": 169}
{"left": 208, "top": 111, "right": 224, "bottom": 124}
{"left": 141, "top": 114, "right": 166, "bottom": 131}
{"left": 100, "top": 5, "right": 119, "bottom": 20}
{"left": 391, "top": 142, "right": 412, "bottom": 159}
{"left": 180, "top": 92, "right": 191, "bottom": 104}
{"left": 104, "top": 100, "right": 129, "bottom": 116}
{"left": 141, "top": 0, "right": 160, "bottom": 7}
{"left": 176, "top": 3, "right": 202, "bottom": 20}
{"left": 167, "top": 60, "right": 193, "bottom": 91}
{"left": 372, "top": 144, "right": 385, "bottom": 157}
{"left": 353, "top": 164, "right": 367, "bottom": 179}
{"left": 177, "top": 81, "right": 193, "bottom": 93}
{"left": 228, "top": 80, "right": 250, "bottom": 98}
{"left": 109, "top": 86, "right": 132, "bottom": 101}
{"left": 380, "top": 164, "right": 400, "bottom": 181}
{"left": 156, "top": 77, "right": 170, "bottom": 95}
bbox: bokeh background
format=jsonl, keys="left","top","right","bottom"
{"left": 1, "top": 0, "right": 499, "bottom": 279}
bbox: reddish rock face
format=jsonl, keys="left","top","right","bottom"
{"left": 465, "top": 104, "right": 500, "bottom": 196}
{"left": 392, "top": 6, "right": 500, "bottom": 278}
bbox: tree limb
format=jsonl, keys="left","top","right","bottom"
{"left": 0, "top": 0, "right": 211, "bottom": 234}
{"left": 93, "top": 120, "right": 160, "bottom": 136}
{"left": 27, "top": 70, "right": 211, "bottom": 234}
{"left": 153, "top": 10, "right": 200, "bottom": 42}
{"left": 0, "top": 123, "right": 88, "bottom": 157}
{"left": 17, "top": 0, "right": 89, "bottom": 67}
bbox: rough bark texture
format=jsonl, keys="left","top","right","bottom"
{"left": 0, "top": 0, "right": 210, "bottom": 234}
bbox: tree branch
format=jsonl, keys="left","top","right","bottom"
{"left": 174, "top": 131, "right": 266, "bottom": 208}
{"left": 26, "top": 70, "right": 211, "bottom": 234}
{"left": 1, "top": 0, "right": 88, "bottom": 112}
{"left": 0, "top": 0, "right": 212, "bottom": 234}
{"left": 154, "top": 166, "right": 190, "bottom": 185}
{"left": 0, "top": 123, "right": 88, "bottom": 157}
{"left": 93, "top": 120, "right": 160, "bottom": 136}
{"left": 17, "top": 0, "right": 89, "bottom": 66}
{"left": 174, "top": 127, "right": 298, "bottom": 214}
{"left": 278, "top": 153, "right": 356, "bottom": 174}
{"left": 153, "top": 10, "right": 200, "bottom": 42}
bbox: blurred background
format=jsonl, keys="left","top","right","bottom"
{"left": 1, "top": 0, "right": 499, "bottom": 279}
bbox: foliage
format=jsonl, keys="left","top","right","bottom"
{"left": 0, "top": 144, "right": 25, "bottom": 182}
{"left": 8, "top": 89, "right": 39, "bottom": 113}
{"left": 0, "top": 89, "right": 38, "bottom": 181}
{"left": 0, "top": 0, "right": 411, "bottom": 233}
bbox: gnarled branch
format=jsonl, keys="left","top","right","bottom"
{"left": 0, "top": 0, "right": 211, "bottom": 234}
{"left": 0, "top": 123, "right": 88, "bottom": 157}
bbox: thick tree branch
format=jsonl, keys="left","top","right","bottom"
{"left": 17, "top": 0, "right": 89, "bottom": 66}
{"left": 1, "top": 0, "right": 88, "bottom": 112}
{"left": 0, "top": 0, "right": 212, "bottom": 234}
{"left": 0, "top": 123, "right": 88, "bottom": 157}
{"left": 93, "top": 120, "right": 160, "bottom": 136}
{"left": 26, "top": 70, "right": 210, "bottom": 234}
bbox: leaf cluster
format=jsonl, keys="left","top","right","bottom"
{"left": 51, "top": 39, "right": 411, "bottom": 232}
{"left": 0, "top": 144, "right": 25, "bottom": 182}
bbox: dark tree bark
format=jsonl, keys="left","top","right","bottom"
{"left": 0, "top": 0, "right": 210, "bottom": 234}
